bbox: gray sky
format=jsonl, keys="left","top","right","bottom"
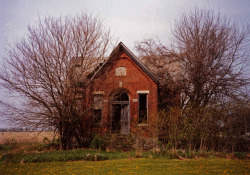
{"left": 0, "top": 0, "right": 249, "bottom": 128}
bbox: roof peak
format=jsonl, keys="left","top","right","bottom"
{"left": 88, "top": 42, "right": 159, "bottom": 84}
{"left": 116, "top": 42, "right": 159, "bottom": 83}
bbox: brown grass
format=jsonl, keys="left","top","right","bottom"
{"left": 0, "top": 132, "right": 57, "bottom": 144}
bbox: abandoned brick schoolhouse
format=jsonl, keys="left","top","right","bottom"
{"left": 83, "top": 42, "right": 158, "bottom": 137}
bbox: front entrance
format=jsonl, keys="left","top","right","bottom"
{"left": 111, "top": 92, "right": 130, "bottom": 134}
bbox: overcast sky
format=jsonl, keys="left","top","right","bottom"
{"left": 0, "top": 0, "right": 249, "bottom": 128}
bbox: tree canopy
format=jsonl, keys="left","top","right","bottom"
{"left": 0, "top": 13, "right": 114, "bottom": 149}
{"left": 135, "top": 8, "right": 249, "bottom": 151}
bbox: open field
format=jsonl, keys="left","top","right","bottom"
{"left": 1, "top": 158, "right": 249, "bottom": 174}
{"left": 0, "top": 132, "right": 249, "bottom": 174}
{"left": 0, "top": 132, "right": 56, "bottom": 144}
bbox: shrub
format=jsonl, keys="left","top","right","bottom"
{"left": 90, "top": 134, "right": 107, "bottom": 150}
{"left": 169, "top": 149, "right": 179, "bottom": 159}
{"left": 85, "top": 153, "right": 108, "bottom": 161}
{"left": 177, "top": 150, "right": 185, "bottom": 157}
{"left": 159, "top": 149, "right": 179, "bottom": 159}
{"left": 43, "top": 136, "right": 50, "bottom": 143}
{"left": 135, "top": 151, "right": 142, "bottom": 158}
{"left": 234, "top": 152, "right": 247, "bottom": 159}
{"left": 166, "top": 141, "right": 172, "bottom": 150}
{"left": 0, "top": 144, "right": 11, "bottom": 155}
{"left": 184, "top": 149, "right": 195, "bottom": 159}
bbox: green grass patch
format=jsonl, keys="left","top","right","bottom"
{"left": 1, "top": 146, "right": 249, "bottom": 164}
{"left": 0, "top": 142, "right": 18, "bottom": 155}
{"left": 0, "top": 149, "right": 160, "bottom": 163}
{"left": 1, "top": 149, "right": 128, "bottom": 163}
{"left": 0, "top": 158, "right": 249, "bottom": 174}
{"left": 1, "top": 148, "right": 179, "bottom": 163}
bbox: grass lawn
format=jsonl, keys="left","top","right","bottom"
{"left": 0, "top": 158, "right": 249, "bottom": 174}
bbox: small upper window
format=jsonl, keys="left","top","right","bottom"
{"left": 115, "top": 67, "right": 126, "bottom": 76}
{"left": 93, "top": 95, "right": 103, "bottom": 109}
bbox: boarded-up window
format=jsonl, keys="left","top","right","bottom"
{"left": 138, "top": 94, "right": 147, "bottom": 123}
{"left": 93, "top": 95, "right": 103, "bottom": 123}
{"left": 74, "top": 98, "right": 82, "bottom": 112}
{"left": 115, "top": 67, "right": 126, "bottom": 76}
{"left": 93, "top": 95, "right": 103, "bottom": 109}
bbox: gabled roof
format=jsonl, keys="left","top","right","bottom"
{"left": 89, "top": 42, "right": 159, "bottom": 84}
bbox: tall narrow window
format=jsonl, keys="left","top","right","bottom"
{"left": 93, "top": 95, "right": 103, "bottom": 124}
{"left": 138, "top": 94, "right": 148, "bottom": 123}
{"left": 74, "top": 98, "right": 82, "bottom": 112}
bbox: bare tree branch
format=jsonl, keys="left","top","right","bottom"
{"left": 0, "top": 12, "right": 114, "bottom": 149}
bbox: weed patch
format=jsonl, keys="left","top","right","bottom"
{"left": 234, "top": 152, "right": 247, "bottom": 159}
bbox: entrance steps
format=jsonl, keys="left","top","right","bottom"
{"left": 107, "top": 134, "right": 135, "bottom": 150}
{"left": 107, "top": 134, "right": 158, "bottom": 151}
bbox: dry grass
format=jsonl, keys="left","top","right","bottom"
{"left": 0, "top": 132, "right": 56, "bottom": 144}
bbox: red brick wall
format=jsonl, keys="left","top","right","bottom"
{"left": 85, "top": 50, "right": 158, "bottom": 135}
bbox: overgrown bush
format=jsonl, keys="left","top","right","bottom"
{"left": 184, "top": 149, "right": 195, "bottom": 159}
{"left": 0, "top": 144, "right": 12, "bottom": 155}
{"left": 234, "top": 152, "right": 247, "bottom": 159}
{"left": 85, "top": 153, "right": 108, "bottom": 161}
{"left": 177, "top": 150, "right": 185, "bottom": 157}
{"left": 234, "top": 138, "right": 249, "bottom": 152}
{"left": 0, "top": 142, "right": 19, "bottom": 157}
{"left": 90, "top": 134, "right": 108, "bottom": 150}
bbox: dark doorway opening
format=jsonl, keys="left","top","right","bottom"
{"left": 111, "top": 92, "right": 130, "bottom": 134}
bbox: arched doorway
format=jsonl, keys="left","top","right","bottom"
{"left": 111, "top": 91, "right": 130, "bottom": 134}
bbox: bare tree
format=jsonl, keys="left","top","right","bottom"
{"left": 135, "top": 39, "right": 181, "bottom": 110}
{"left": 135, "top": 8, "right": 249, "bottom": 151}
{"left": 171, "top": 8, "right": 249, "bottom": 108}
{"left": 170, "top": 9, "right": 249, "bottom": 150}
{"left": 137, "top": 9, "right": 249, "bottom": 108}
{"left": 0, "top": 12, "right": 114, "bottom": 149}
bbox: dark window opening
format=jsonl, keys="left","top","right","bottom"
{"left": 93, "top": 95, "right": 103, "bottom": 124}
{"left": 93, "top": 109, "right": 102, "bottom": 124}
{"left": 138, "top": 94, "right": 147, "bottom": 123}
